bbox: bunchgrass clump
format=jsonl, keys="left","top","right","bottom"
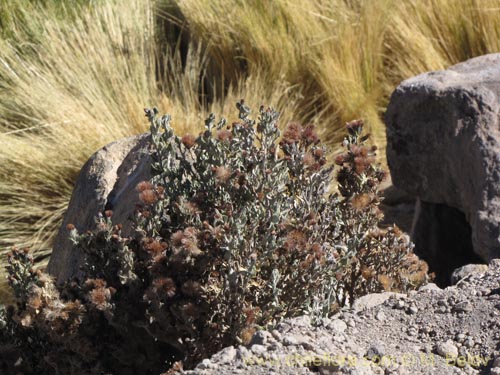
{"left": 0, "top": 104, "right": 428, "bottom": 374}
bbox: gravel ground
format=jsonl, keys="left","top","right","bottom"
{"left": 180, "top": 259, "right": 500, "bottom": 375}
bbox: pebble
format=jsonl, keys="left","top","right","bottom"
{"left": 328, "top": 319, "right": 348, "bottom": 333}
{"left": 491, "top": 368, "right": 500, "bottom": 375}
{"left": 409, "top": 306, "right": 419, "bottom": 314}
{"left": 407, "top": 326, "right": 418, "bottom": 336}
{"left": 271, "top": 329, "right": 282, "bottom": 341}
{"left": 365, "top": 344, "right": 385, "bottom": 358}
{"left": 455, "top": 333, "right": 466, "bottom": 342}
{"left": 251, "top": 344, "right": 267, "bottom": 355}
{"left": 418, "top": 283, "right": 442, "bottom": 293}
{"left": 453, "top": 301, "right": 472, "bottom": 313}
{"left": 435, "top": 340, "right": 459, "bottom": 358}
{"left": 283, "top": 335, "right": 299, "bottom": 346}
{"left": 333, "top": 334, "right": 345, "bottom": 343}
{"left": 197, "top": 358, "right": 213, "bottom": 370}
{"left": 250, "top": 330, "right": 271, "bottom": 346}
{"left": 436, "top": 306, "right": 447, "bottom": 314}
{"left": 212, "top": 346, "right": 237, "bottom": 364}
{"left": 237, "top": 346, "right": 250, "bottom": 360}
{"left": 395, "top": 300, "right": 406, "bottom": 309}
{"left": 463, "top": 338, "right": 475, "bottom": 348}
{"left": 376, "top": 310, "right": 386, "bottom": 321}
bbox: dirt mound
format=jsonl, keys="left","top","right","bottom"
{"left": 181, "top": 259, "right": 500, "bottom": 375}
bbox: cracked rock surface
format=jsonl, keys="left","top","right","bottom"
{"left": 181, "top": 259, "right": 500, "bottom": 375}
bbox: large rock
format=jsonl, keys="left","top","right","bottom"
{"left": 385, "top": 54, "right": 500, "bottom": 285}
{"left": 47, "top": 133, "right": 153, "bottom": 283}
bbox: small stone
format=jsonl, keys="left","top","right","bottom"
{"left": 455, "top": 333, "right": 466, "bottom": 342}
{"left": 268, "top": 342, "right": 282, "bottom": 351}
{"left": 435, "top": 340, "right": 458, "bottom": 358}
{"left": 436, "top": 306, "right": 447, "bottom": 314}
{"left": 333, "top": 334, "right": 345, "bottom": 343}
{"left": 478, "top": 289, "right": 489, "bottom": 297}
{"left": 376, "top": 310, "right": 386, "bottom": 321}
{"left": 491, "top": 368, "right": 500, "bottom": 375}
{"left": 283, "top": 335, "right": 299, "bottom": 346}
{"left": 251, "top": 344, "right": 267, "bottom": 355}
{"left": 458, "top": 346, "right": 468, "bottom": 357}
{"left": 463, "top": 338, "right": 475, "bottom": 348}
{"left": 250, "top": 330, "right": 272, "bottom": 346}
{"left": 328, "top": 319, "right": 348, "bottom": 333}
{"left": 493, "top": 357, "right": 500, "bottom": 367}
{"left": 418, "top": 283, "right": 442, "bottom": 292}
{"left": 450, "top": 264, "right": 488, "bottom": 285}
{"left": 409, "top": 306, "right": 419, "bottom": 314}
{"left": 453, "top": 301, "right": 472, "bottom": 313}
{"left": 237, "top": 346, "right": 250, "bottom": 360}
{"left": 365, "top": 344, "right": 385, "bottom": 359}
{"left": 212, "top": 346, "right": 237, "bottom": 364}
{"left": 197, "top": 358, "right": 213, "bottom": 370}
{"left": 291, "top": 315, "right": 311, "bottom": 327}
{"left": 352, "top": 292, "right": 404, "bottom": 312}
{"left": 407, "top": 326, "right": 418, "bottom": 336}
{"left": 395, "top": 300, "right": 406, "bottom": 309}
{"left": 347, "top": 319, "right": 356, "bottom": 328}
{"left": 271, "top": 329, "right": 282, "bottom": 341}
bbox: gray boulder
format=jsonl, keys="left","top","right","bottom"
{"left": 47, "top": 133, "right": 153, "bottom": 283}
{"left": 385, "top": 54, "right": 500, "bottom": 285}
{"left": 450, "top": 264, "right": 488, "bottom": 285}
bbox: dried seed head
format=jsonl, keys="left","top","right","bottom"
{"left": 181, "top": 280, "right": 202, "bottom": 297}
{"left": 334, "top": 154, "right": 345, "bottom": 166}
{"left": 302, "top": 152, "right": 315, "bottom": 167}
{"left": 181, "top": 133, "right": 197, "bottom": 149}
{"left": 350, "top": 193, "right": 372, "bottom": 210}
{"left": 215, "top": 129, "right": 233, "bottom": 142}
{"left": 145, "top": 239, "right": 167, "bottom": 255}
{"left": 313, "top": 148, "right": 324, "bottom": 158}
{"left": 282, "top": 122, "right": 303, "bottom": 144}
{"left": 378, "top": 274, "right": 394, "bottom": 291}
{"left": 153, "top": 277, "right": 177, "bottom": 298}
{"left": 214, "top": 166, "right": 232, "bottom": 183}
{"left": 283, "top": 229, "right": 307, "bottom": 252}
{"left": 239, "top": 326, "right": 256, "bottom": 345}
{"left": 361, "top": 265, "right": 375, "bottom": 280}
{"left": 139, "top": 189, "right": 158, "bottom": 204}
{"left": 302, "top": 124, "right": 318, "bottom": 145}
{"left": 181, "top": 302, "right": 199, "bottom": 317}
{"left": 171, "top": 230, "right": 184, "bottom": 246}
{"left": 136, "top": 181, "right": 154, "bottom": 192}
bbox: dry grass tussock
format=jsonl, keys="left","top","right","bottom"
{"left": 1, "top": 0, "right": 500, "bottom": 301}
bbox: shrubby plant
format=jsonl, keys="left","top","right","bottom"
{"left": 0, "top": 102, "right": 429, "bottom": 374}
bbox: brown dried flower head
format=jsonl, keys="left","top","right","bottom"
{"left": 136, "top": 180, "right": 154, "bottom": 192}
{"left": 281, "top": 122, "right": 303, "bottom": 144}
{"left": 153, "top": 277, "right": 177, "bottom": 298}
{"left": 214, "top": 166, "right": 232, "bottom": 183}
{"left": 181, "top": 280, "right": 202, "bottom": 297}
{"left": 215, "top": 129, "right": 233, "bottom": 142}
{"left": 139, "top": 189, "right": 158, "bottom": 205}
{"left": 181, "top": 133, "right": 197, "bottom": 149}
{"left": 302, "top": 124, "right": 319, "bottom": 145}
